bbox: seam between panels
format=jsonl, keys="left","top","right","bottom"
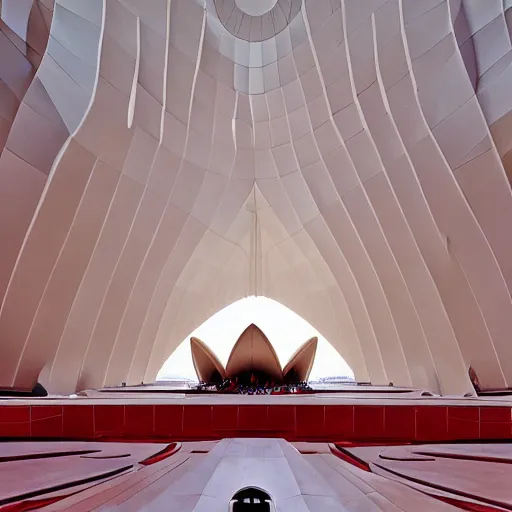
{"left": 371, "top": 12, "right": 461, "bottom": 394}
{"left": 397, "top": 0, "right": 508, "bottom": 387}
{"left": 446, "top": 2, "right": 512, "bottom": 196}
{"left": 345, "top": 0, "right": 408, "bottom": 384}
{"left": 340, "top": 0, "right": 414, "bottom": 388}
{"left": 2, "top": 0, "right": 108, "bottom": 387}
{"left": 450, "top": 243, "right": 506, "bottom": 385}
{"left": 47, "top": 2, "right": 117, "bottom": 391}
{"left": 159, "top": 0, "right": 172, "bottom": 144}
{"left": 155, "top": 242, "right": 246, "bottom": 381}
{"left": 278, "top": 11, "right": 369, "bottom": 380}
{"left": 127, "top": 15, "right": 141, "bottom": 129}
{"left": 301, "top": 0, "right": 386, "bottom": 384}
{"left": 127, "top": 6, "right": 210, "bottom": 384}
{"left": 262, "top": 7, "right": 367, "bottom": 378}
{"left": 12, "top": 157, "right": 99, "bottom": 386}
{"left": 367, "top": 12, "right": 443, "bottom": 387}
{"left": 104, "top": 8, "right": 162, "bottom": 388}
{"left": 47, "top": 170, "right": 123, "bottom": 390}
{"left": 398, "top": 0, "right": 510, "bottom": 285}
{"left": 303, "top": 0, "right": 386, "bottom": 383}
{"left": 78, "top": 13, "right": 155, "bottom": 391}
{"left": 503, "top": 0, "right": 512, "bottom": 47}
{"left": 421, "top": 1, "right": 512, "bottom": 297}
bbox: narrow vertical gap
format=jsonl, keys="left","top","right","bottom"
{"left": 254, "top": 186, "right": 260, "bottom": 297}
{"left": 127, "top": 16, "right": 141, "bottom": 129}
{"left": 249, "top": 186, "right": 257, "bottom": 296}
{"left": 160, "top": 0, "right": 172, "bottom": 143}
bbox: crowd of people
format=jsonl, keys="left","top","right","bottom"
{"left": 196, "top": 376, "right": 313, "bottom": 395}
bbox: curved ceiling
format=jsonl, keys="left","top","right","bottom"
{"left": 0, "top": 0, "right": 511, "bottom": 395}
{"left": 213, "top": 0, "right": 302, "bottom": 41}
{"left": 235, "top": 0, "right": 278, "bottom": 17}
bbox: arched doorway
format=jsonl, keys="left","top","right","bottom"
{"left": 229, "top": 488, "right": 274, "bottom": 512}
{"left": 157, "top": 297, "right": 354, "bottom": 384}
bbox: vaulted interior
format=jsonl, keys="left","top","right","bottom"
{"left": 0, "top": 0, "right": 511, "bottom": 396}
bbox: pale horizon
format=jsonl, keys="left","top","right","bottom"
{"left": 157, "top": 296, "right": 355, "bottom": 382}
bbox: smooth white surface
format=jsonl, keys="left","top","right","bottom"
{"left": 235, "top": 0, "right": 278, "bottom": 16}
{"left": 1, "top": 0, "right": 33, "bottom": 40}
{"left": 3, "top": 0, "right": 512, "bottom": 399}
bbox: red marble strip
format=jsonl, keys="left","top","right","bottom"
{"left": 0, "top": 404, "right": 509, "bottom": 442}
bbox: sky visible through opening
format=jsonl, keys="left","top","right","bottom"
{"left": 158, "top": 296, "right": 354, "bottom": 382}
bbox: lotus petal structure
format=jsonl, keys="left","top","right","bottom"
{"left": 191, "top": 324, "right": 318, "bottom": 383}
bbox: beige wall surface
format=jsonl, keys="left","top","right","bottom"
{"left": 0, "top": 0, "right": 512, "bottom": 395}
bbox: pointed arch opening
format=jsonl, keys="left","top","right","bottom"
{"left": 157, "top": 297, "right": 354, "bottom": 384}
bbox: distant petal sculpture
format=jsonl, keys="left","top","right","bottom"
{"left": 190, "top": 324, "right": 318, "bottom": 384}
{"left": 282, "top": 337, "right": 318, "bottom": 384}
{"left": 190, "top": 337, "right": 226, "bottom": 383}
